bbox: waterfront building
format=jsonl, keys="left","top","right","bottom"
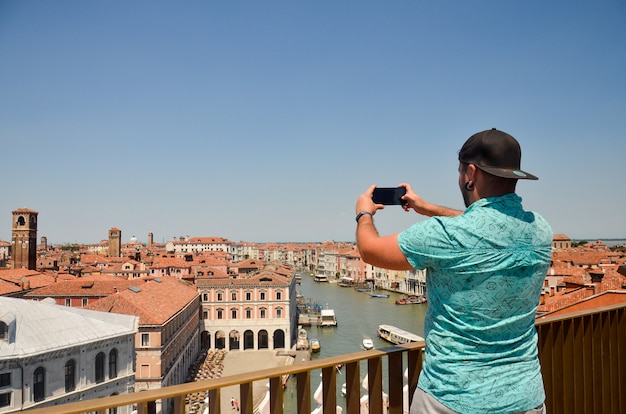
{"left": 196, "top": 263, "right": 297, "bottom": 351}
{"left": 0, "top": 296, "right": 137, "bottom": 413}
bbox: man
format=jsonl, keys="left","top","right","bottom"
{"left": 355, "top": 129, "right": 552, "bottom": 413}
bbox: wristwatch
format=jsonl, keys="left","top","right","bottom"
{"left": 355, "top": 211, "right": 373, "bottom": 223}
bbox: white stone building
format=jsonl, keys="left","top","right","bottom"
{"left": 0, "top": 297, "right": 138, "bottom": 413}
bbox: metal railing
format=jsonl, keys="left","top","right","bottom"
{"left": 24, "top": 303, "right": 626, "bottom": 414}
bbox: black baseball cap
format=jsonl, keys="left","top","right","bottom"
{"left": 458, "top": 128, "right": 538, "bottom": 180}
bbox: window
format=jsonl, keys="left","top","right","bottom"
{"left": 217, "top": 309, "right": 223, "bottom": 320}
{"left": 231, "top": 291, "right": 237, "bottom": 301}
{"left": 260, "top": 291, "right": 266, "bottom": 300}
{"left": 245, "top": 291, "right": 251, "bottom": 301}
{"left": 0, "top": 323, "right": 7, "bottom": 340}
{"left": 64, "top": 360, "right": 76, "bottom": 392}
{"left": 33, "top": 367, "right": 45, "bottom": 402}
{"left": 82, "top": 298, "right": 88, "bottom": 307}
{"left": 217, "top": 291, "right": 223, "bottom": 301}
{"left": 276, "top": 290, "right": 282, "bottom": 300}
{"left": 95, "top": 352, "right": 105, "bottom": 383}
{"left": 245, "top": 308, "right": 252, "bottom": 319}
{"left": 0, "top": 373, "right": 9, "bottom": 387}
{"left": 141, "top": 333, "right": 150, "bottom": 347}
{"left": 276, "top": 307, "right": 282, "bottom": 318}
{"left": 260, "top": 308, "right": 266, "bottom": 319}
{"left": 65, "top": 298, "right": 71, "bottom": 307}
{"left": 0, "top": 392, "right": 10, "bottom": 408}
{"left": 231, "top": 308, "right": 237, "bottom": 319}
{"left": 202, "top": 291, "right": 208, "bottom": 301}
{"left": 109, "top": 349, "right": 118, "bottom": 379}
{"left": 202, "top": 310, "right": 208, "bottom": 320}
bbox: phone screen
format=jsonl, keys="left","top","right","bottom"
{"left": 372, "top": 187, "right": 407, "bottom": 205}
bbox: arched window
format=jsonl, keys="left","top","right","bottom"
{"left": 245, "top": 308, "right": 252, "bottom": 319}
{"left": 33, "top": 367, "right": 45, "bottom": 402}
{"left": 217, "top": 308, "right": 224, "bottom": 319}
{"left": 202, "top": 291, "right": 209, "bottom": 301}
{"left": 64, "top": 360, "right": 76, "bottom": 392}
{"left": 231, "top": 308, "right": 237, "bottom": 319}
{"left": 109, "top": 349, "right": 118, "bottom": 379}
{"left": 276, "top": 307, "right": 283, "bottom": 318}
{"left": 0, "top": 322, "right": 7, "bottom": 340}
{"left": 260, "top": 307, "right": 266, "bottom": 319}
{"left": 95, "top": 352, "right": 106, "bottom": 383}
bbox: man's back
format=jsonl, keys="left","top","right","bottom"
{"left": 398, "top": 193, "right": 553, "bottom": 413}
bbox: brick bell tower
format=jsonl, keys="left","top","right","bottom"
{"left": 108, "top": 227, "right": 122, "bottom": 257}
{"left": 11, "top": 208, "right": 38, "bottom": 270}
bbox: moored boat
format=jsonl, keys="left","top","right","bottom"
{"left": 310, "top": 338, "right": 321, "bottom": 352}
{"left": 377, "top": 324, "right": 424, "bottom": 345}
{"left": 320, "top": 309, "right": 338, "bottom": 327}
{"left": 395, "top": 295, "right": 427, "bottom": 305}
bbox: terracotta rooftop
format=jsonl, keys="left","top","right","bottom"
{"left": 85, "top": 277, "right": 198, "bottom": 325}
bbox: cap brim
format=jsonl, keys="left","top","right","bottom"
{"left": 475, "top": 165, "right": 539, "bottom": 180}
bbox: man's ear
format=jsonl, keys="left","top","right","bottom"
{"left": 466, "top": 163, "right": 478, "bottom": 182}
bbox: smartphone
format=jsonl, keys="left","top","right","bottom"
{"left": 372, "top": 187, "right": 407, "bottom": 205}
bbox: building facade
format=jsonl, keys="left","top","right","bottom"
{"left": 0, "top": 297, "right": 137, "bottom": 414}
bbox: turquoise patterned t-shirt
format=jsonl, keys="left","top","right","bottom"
{"left": 398, "top": 194, "right": 552, "bottom": 414}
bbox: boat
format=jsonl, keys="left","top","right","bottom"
{"left": 362, "top": 337, "right": 374, "bottom": 350}
{"left": 310, "top": 338, "right": 320, "bottom": 352}
{"left": 369, "top": 293, "right": 390, "bottom": 298}
{"left": 354, "top": 287, "right": 370, "bottom": 292}
{"left": 341, "top": 383, "right": 347, "bottom": 397}
{"left": 320, "top": 309, "right": 338, "bottom": 327}
{"left": 296, "top": 328, "right": 309, "bottom": 350}
{"left": 377, "top": 324, "right": 424, "bottom": 345}
{"left": 314, "top": 274, "right": 329, "bottom": 282}
{"left": 395, "top": 295, "right": 427, "bottom": 305}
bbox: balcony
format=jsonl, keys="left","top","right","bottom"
{"left": 25, "top": 303, "right": 625, "bottom": 414}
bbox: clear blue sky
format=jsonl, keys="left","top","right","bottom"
{"left": 1, "top": 1, "right": 625, "bottom": 245}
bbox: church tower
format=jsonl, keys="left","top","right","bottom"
{"left": 108, "top": 228, "right": 121, "bottom": 257}
{"left": 11, "top": 208, "right": 38, "bottom": 270}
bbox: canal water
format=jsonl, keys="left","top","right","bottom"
{"left": 282, "top": 273, "right": 427, "bottom": 411}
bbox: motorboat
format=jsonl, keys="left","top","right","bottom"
{"left": 362, "top": 337, "right": 374, "bottom": 350}
{"left": 320, "top": 309, "right": 337, "bottom": 327}
{"left": 395, "top": 295, "right": 427, "bottom": 305}
{"left": 377, "top": 324, "right": 424, "bottom": 345}
{"left": 369, "top": 293, "right": 389, "bottom": 298}
{"left": 310, "top": 338, "right": 321, "bottom": 352}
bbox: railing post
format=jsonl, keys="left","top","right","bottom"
{"left": 367, "top": 356, "right": 383, "bottom": 414}
{"left": 240, "top": 382, "right": 253, "bottom": 414}
{"left": 208, "top": 389, "right": 221, "bottom": 414}
{"left": 321, "top": 366, "right": 337, "bottom": 414}
{"left": 269, "top": 376, "right": 283, "bottom": 414}
{"left": 387, "top": 351, "right": 403, "bottom": 414}
{"left": 344, "top": 361, "right": 361, "bottom": 414}
{"left": 296, "top": 371, "right": 311, "bottom": 414}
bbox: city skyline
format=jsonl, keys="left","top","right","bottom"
{"left": 1, "top": 1, "right": 625, "bottom": 244}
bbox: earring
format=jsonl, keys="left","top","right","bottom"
{"left": 465, "top": 181, "right": 474, "bottom": 191}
